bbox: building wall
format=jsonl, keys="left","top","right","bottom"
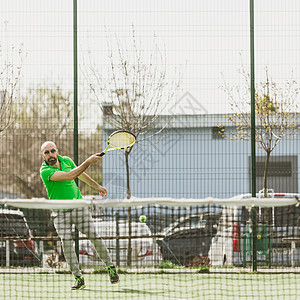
{"left": 102, "top": 125, "right": 300, "bottom": 199}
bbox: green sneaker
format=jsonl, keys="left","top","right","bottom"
{"left": 107, "top": 265, "right": 119, "bottom": 284}
{"left": 71, "top": 276, "right": 86, "bottom": 290}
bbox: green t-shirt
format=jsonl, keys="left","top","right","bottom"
{"left": 40, "top": 155, "right": 83, "bottom": 200}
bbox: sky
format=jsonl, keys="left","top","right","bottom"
{"left": 0, "top": 0, "right": 300, "bottom": 131}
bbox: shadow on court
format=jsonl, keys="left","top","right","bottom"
{"left": 80, "top": 287, "right": 162, "bottom": 296}
{"left": 119, "top": 288, "right": 162, "bottom": 295}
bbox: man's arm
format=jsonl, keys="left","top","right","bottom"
{"left": 78, "top": 172, "right": 108, "bottom": 196}
{"left": 49, "top": 154, "right": 102, "bottom": 181}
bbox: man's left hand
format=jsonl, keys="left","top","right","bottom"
{"left": 97, "top": 186, "right": 108, "bottom": 196}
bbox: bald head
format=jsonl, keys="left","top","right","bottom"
{"left": 41, "top": 141, "right": 59, "bottom": 166}
{"left": 41, "top": 141, "right": 57, "bottom": 152}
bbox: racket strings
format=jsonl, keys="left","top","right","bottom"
{"left": 108, "top": 132, "right": 136, "bottom": 149}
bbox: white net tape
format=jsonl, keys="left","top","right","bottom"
{"left": 0, "top": 193, "right": 299, "bottom": 209}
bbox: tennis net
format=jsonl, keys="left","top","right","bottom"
{"left": 0, "top": 193, "right": 299, "bottom": 299}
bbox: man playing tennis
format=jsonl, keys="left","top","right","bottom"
{"left": 40, "top": 141, "right": 119, "bottom": 290}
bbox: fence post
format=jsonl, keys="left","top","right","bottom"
{"left": 6, "top": 240, "right": 10, "bottom": 267}
{"left": 116, "top": 212, "right": 120, "bottom": 266}
{"left": 249, "top": 0, "right": 257, "bottom": 272}
{"left": 39, "top": 240, "right": 44, "bottom": 268}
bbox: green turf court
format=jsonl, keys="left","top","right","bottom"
{"left": 1, "top": 273, "right": 299, "bottom": 300}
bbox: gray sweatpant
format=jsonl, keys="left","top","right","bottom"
{"left": 52, "top": 207, "right": 112, "bottom": 277}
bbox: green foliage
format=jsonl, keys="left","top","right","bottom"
{"left": 158, "top": 260, "right": 184, "bottom": 269}
{"left": 55, "top": 270, "right": 71, "bottom": 274}
{"left": 92, "top": 266, "right": 128, "bottom": 274}
{"left": 223, "top": 70, "right": 299, "bottom": 151}
{"left": 195, "top": 266, "right": 210, "bottom": 273}
{"left": 220, "top": 67, "right": 299, "bottom": 194}
{"left": 91, "top": 267, "right": 109, "bottom": 274}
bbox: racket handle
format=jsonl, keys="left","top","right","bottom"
{"left": 97, "top": 152, "right": 105, "bottom": 157}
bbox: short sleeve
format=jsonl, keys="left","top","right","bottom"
{"left": 40, "top": 166, "right": 56, "bottom": 182}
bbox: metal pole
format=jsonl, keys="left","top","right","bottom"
{"left": 116, "top": 212, "right": 120, "bottom": 266}
{"left": 250, "top": 0, "right": 257, "bottom": 272}
{"left": 73, "top": 0, "right": 79, "bottom": 259}
{"left": 6, "top": 240, "right": 10, "bottom": 267}
{"left": 73, "top": 0, "right": 78, "bottom": 166}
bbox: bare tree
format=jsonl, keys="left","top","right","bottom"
{"left": 0, "top": 86, "right": 73, "bottom": 198}
{"left": 0, "top": 43, "right": 24, "bottom": 133}
{"left": 86, "top": 28, "right": 180, "bottom": 265}
{"left": 0, "top": 85, "right": 104, "bottom": 237}
{"left": 221, "top": 68, "right": 299, "bottom": 197}
{"left": 0, "top": 85, "right": 103, "bottom": 198}
{"left": 88, "top": 28, "right": 179, "bottom": 197}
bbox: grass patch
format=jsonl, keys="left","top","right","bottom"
{"left": 91, "top": 266, "right": 129, "bottom": 274}
{"left": 155, "top": 269, "right": 169, "bottom": 274}
{"left": 55, "top": 270, "right": 71, "bottom": 274}
{"left": 158, "top": 260, "right": 185, "bottom": 269}
{"left": 195, "top": 266, "right": 210, "bottom": 273}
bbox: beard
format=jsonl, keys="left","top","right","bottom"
{"left": 47, "top": 157, "right": 57, "bottom": 165}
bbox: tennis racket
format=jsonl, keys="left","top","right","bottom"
{"left": 98, "top": 130, "right": 136, "bottom": 156}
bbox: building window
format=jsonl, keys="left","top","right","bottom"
{"left": 249, "top": 155, "right": 298, "bottom": 193}
{"left": 212, "top": 126, "right": 225, "bottom": 139}
{"left": 256, "top": 161, "right": 292, "bottom": 177}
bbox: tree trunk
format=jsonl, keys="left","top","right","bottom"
{"left": 263, "top": 151, "right": 271, "bottom": 198}
{"left": 125, "top": 150, "right": 131, "bottom": 199}
{"left": 263, "top": 151, "right": 271, "bottom": 222}
{"left": 125, "top": 150, "right": 132, "bottom": 266}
